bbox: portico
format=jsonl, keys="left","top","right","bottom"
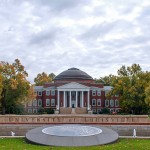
{"left": 57, "top": 82, "right": 90, "bottom": 109}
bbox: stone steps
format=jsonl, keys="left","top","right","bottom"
{"left": 75, "top": 107, "right": 87, "bottom": 114}
{"left": 59, "top": 107, "right": 72, "bottom": 114}
{"left": 59, "top": 107, "right": 87, "bottom": 114}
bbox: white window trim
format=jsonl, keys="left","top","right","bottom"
{"left": 97, "top": 109, "right": 101, "bottom": 114}
{"left": 38, "top": 99, "right": 42, "bottom": 107}
{"left": 92, "top": 90, "right": 96, "bottom": 96}
{"left": 33, "top": 109, "right": 37, "bottom": 113}
{"left": 110, "top": 108, "right": 114, "bottom": 112}
{"left": 28, "top": 109, "right": 32, "bottom": 113}
{"left": 38, "top": 91, "right": 42, "bottom": 96}
{"left": 97, "top": 99, "right": 101, "bottom": 106}
{"left": 92, "top": 109, "right": 96, "bottom": 113}
{"left": 51, "top": 90, "right": 55, "bottom": 96}
{"left": 115, "top": 99, "right": 119, "bottom": 107}
{"left": 105, "top": 99, "right": 109, "bottom": 107}
{"left": 97, "top": 90, "right": 101, "bottom": 96}
{"left": 51, "top": 99, "right": 55, "bottom": 106}
{"left": 46, "top": 99, "right": 50, "bottom": 106}
{"left": 110, "top": 99, "right": 114, "bottom": 107}
{"left": 46, "top": 90, "right": 50, "bottom": 96}
{"left": 92, "top": 99, "right": 96, "bottom": 106}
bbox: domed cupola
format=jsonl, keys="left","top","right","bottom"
{"left": 54, "top": 68, "right": 93, "bottom": 83}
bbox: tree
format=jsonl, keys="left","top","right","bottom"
{"left": 34, "top": 72, "right": 56, "bottom": 85}
{"left": 96, "top": 74, "right": 117, "bottom": 85}
{"left": 110, "top": 64, "right": 150, "bottom": 114}
{"left": 49, "top": 73, "right": 56, "bottom": 80}
{"left": 145, "top": 83, "right": 150, "bottom": 106}
{"left": 0, "top": 59, "right": 34, "bottom": 114}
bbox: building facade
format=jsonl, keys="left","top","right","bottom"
{"left": 26, "top": 68, "right": 120, "bottom": 114}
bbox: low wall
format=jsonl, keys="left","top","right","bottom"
{"left": 0, "top": 115, "right": 150, "bottom": 125}
{"left": 0, "top": 115, "right": 150, "bottom": 136}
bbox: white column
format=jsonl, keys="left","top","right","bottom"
{"left": 69, "top": 91, "right": 71, "bottom": 107}
{"left": 57, "top": 90, "right": 60, "bottom": 109}
{"left": 76, "top": 91, "right": 78, "bottom": 108}
{"left": 63, "top": 91, "right": 65, "bottom": 107}
{"left": 87, "top": 90, "right": 90, "bottom": 110}
{"left": 82, "top": 91, "right": 84, "bottom": 107}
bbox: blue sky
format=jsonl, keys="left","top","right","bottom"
{"left": 0, "top": 0, "right": 150, "bottom": 83}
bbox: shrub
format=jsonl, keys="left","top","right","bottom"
{"left": 38, "top": 107, "right": 46, "bottom": 114}
{"left": 101, "top": 107, "right": 110, "bottom": 114}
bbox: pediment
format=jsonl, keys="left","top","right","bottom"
{"left": 57, "top": 82, "right": 90, "bottom": 90}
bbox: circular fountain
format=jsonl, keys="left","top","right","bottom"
{"left": 26, "top": 124, "right": 118, "bottom": 146}
{"left": 42, "top": 125, "right": 102, "bottom": 136}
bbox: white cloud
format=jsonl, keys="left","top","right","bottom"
{"left": 0, "top": 0, "right": 150, "bottom": 83}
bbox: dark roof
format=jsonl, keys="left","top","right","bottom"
{"left": 54, "top": 68, "right": 93, "bottom": 80}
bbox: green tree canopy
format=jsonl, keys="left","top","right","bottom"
{"left": 145, "top": 82, "right": 150, "bottom": 106}
{"left": 96, "top": 74, "right": 117, "bottom": 86}
{"left": 110, "top": 64, "right": 150, "bottom": 114}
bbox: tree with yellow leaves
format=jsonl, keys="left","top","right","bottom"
{"left": 34, "top": 72, "right": 55, "bottom": 85}
{"left": 0, "top": 59, "right": 35, "bottom": 115}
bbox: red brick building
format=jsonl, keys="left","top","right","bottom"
{"left": 26, "top": 68, "right": 120, "bottom": 114}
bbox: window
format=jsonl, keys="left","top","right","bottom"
{"left": 97, "top": 109, "right": 101, "bottom": 114}
{"left": 92, "top": 99, "right": 96, "bottom": 106}
{"left": 33, "top": 100, "right": 37, "bottom": 106}
{"left": 92, "top": 109, "right": 96, "bottom": 113}
{"left": 51, "top": 90, "right": 55, "bottom": 96}
{"left": 92, "top": 90, "right": 96, "bottom": 96}
{"left": 33, "top": 109, "right": 37, "bottom": 113}
{"left": 38, "top": 99, "right": 42, "bottom": 106}
{"left": 110, "top": 108, "right": 114, "bottom": 113}
{"left": 115, "top": 100, "right": 119, "bottom": 107}
{"left": 105, "top": 99, "right": 109, "bottom": 107}
{"left": 28, "top": 109, "right": 32, "bottom": 113}
{"left": 110, "top": 99, "right": 114, "bottom": 107}
{"left": 97, "top": 99, "right": 101, "bottom": 106}
{"left": 38, "top": 91, "right": 42, "bottom": 96}
{"left": 51, "top": 99, "right": 55, "bottom": 106}
{"left": 46, "top": 90, "right": 50, "bottom": 96}
{"left": 97, "top": 90, "right": 101, "bottom": 96}
{"left": 46, "top": 99, "right": 50, "bottom": 106}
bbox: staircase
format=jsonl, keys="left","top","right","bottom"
{"left": 75, "top": 107, "right": 87, "bottom": 114}
{"left": 59, "top": 107, "right": 87, "bottom": 114}
{"left": 59, "top": 107, "right": 72, "bottom": 114}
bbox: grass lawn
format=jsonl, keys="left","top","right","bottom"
{"left": 0, "top": 138, "right": 150, "bottom": 150}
